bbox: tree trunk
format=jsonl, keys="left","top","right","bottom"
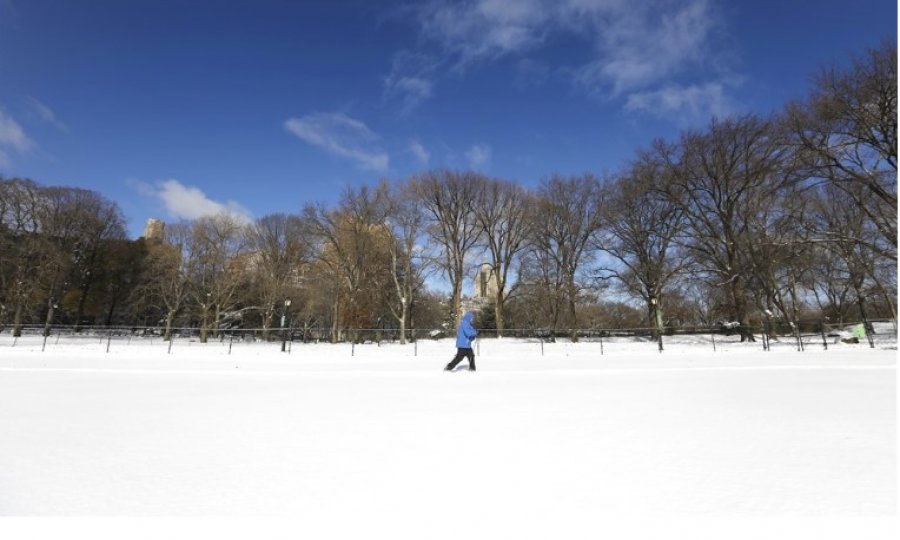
{"left": 567, "top": 275, "right": 578, "bottom": 342}
{"left": 451, "top": 262, "right": 464, "bottom": 328}
{"left": 262, "top": 309, "right": 274, "bottom": 341}
{"left": 852, "top": 279, "right": 875, "bottom": 348}
{"left": 164, "top": 310, "right": 175, "bottom": 341}
{"left": 13, "top": 301, "right": 24, "bottom": 337}
{"left": 647, "top": 298, "right": 658, "bottom": 340}
{"left": 200, "top": 307, "right": 209, "bottom": 343}
{"left": 74, "top": 286, "right": 90, "bottom": 332}
{"left": 399, "top": 296, "right": 408, "bottom": 345}
{"left": 104, "top": 286, "right": 119, "bottom": 327}
{"left": 43, "top": 299, "right": 55, "bottom": 338}
{"left": 494, "top": 289, "right": 505, "bottom": 338}
{"left": 331, "top": 301, "right": 340, "bottom": 343}
{"left": 732, "top": 277, "right": 756, "bottom": 342}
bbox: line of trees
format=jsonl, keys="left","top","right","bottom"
{"left": 1, "top": 43, "right": 895, "bottom": 342}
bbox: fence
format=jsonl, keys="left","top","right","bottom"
{"left": 0, "top": 319, "right": 895, "bottom": 356}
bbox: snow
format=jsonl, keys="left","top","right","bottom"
{"left": 0, "top": 329, "right": 896, "bottom": 539}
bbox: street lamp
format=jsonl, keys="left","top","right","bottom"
{"left": 281, "top": 298, "right": 292, "bottom": 352}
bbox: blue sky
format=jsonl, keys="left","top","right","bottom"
{"left": 0, "top": 0, "right": 896, "bottom": 238}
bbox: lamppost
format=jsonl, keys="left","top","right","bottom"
{"left": 281, "top": 298, "right": 292, "bottom": 352}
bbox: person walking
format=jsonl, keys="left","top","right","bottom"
{"left": 445, "top": 311, "right": 477, "bottom": 371}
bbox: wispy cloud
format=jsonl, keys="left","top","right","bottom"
{"left": 466, "top": 143, "right": 492, "bottom": 169}
{"left": 395, "top": 0, "right": 732, "bottom": 120}
{"left": 137, "top": 179, "right": 252, "bottom": 223}
{"left": 625, "top": 82, "right": 735, "bottom": 124}
{"left": 0, "top": 107, "right": 35, "bottom": 166}
{"left": 409, "top": 139, "right": 430, "bottom": 165}
{"left": 27, "top": 97, "right": 69, "bottom": 132}
{"left": 384, "top": 51, "right": 438, "bottom": 115}
{"left": 284, "top": 112, "right": 389, "bottom": 173}
{"left": 413, "top": 0, "right": 549, "bottom": 67}
{"left": 570, "top": 0, "right": 716, "bottom": 96}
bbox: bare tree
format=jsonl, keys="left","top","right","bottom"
{"left": 471, "top": 177, "right": 533, "bottom": 337}
{"left": 385, "top": 179, "right": 430, "bottom": 344}
{"left": 811, "top": 183, "right": 889, "bottom": 337}
{"left": 411, "top": 170, "right": 483, "bottom": 328}
{"left": 741, "top": 181, "right": 814, "bottom": 344}
{"left": 786, "top": 41, "right": 897, "bottom": 261}
{"left": 131, "top": 222, "right": 195, "bottom": 340}
{"left": 58, "top": 190, "right": 128, "bottom": 330}
{"left": 0, "top": 178, "right": 48, "bottom": 335}
{"left": 529, "top": 173, "right": 605, "bottom": 340}
{"left": 189, "top": 214, "right": 249, "bottom": 342}
{"left": 303, "top": 184, "right": 392, "bottom": 342}
{"left": 670, "top": 115, "right": 787, "bottom": 341}
{"left": 805, "top": 244, "right": 854, "bottom": 325}
{"left": 245, "top": 213, "right": 308, "bottom": 339}
{"left": 595, "top": 143, "right": 686, "bottom": 338}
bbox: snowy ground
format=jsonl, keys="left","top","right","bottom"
{"left": 0, "top": 329, "right": 896, "bottom": 538}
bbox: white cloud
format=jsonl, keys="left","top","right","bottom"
{"left": 284, "top": 112, "right": 389, "bottom": 173}
{"left": 408, "top": 0, "right": 717, "bottom": 84}
{"left": 27, "top": 97, "right": 68, "bottom": 132}
{"left": 0, "top": 108, "right": 35, "bottom": 158}
{"left": 414, "top": 0, "right": 549, "bottom": 67}
{"left": 383, "top": 51, "right": 439, "bottom": 114}
{"left": 142, "top": 179, "right": 252, "bottom": 223}
{"left": 624, "top": 82, "right": 734, "bottom": 123}
{"left": 392, "top": 77, "right": 433, "bottom": 112}
{"left": 573, "top": 0, "right": 716, "bottom": 96}
{"left": 398, "top": 0, "right": 729, "bottom": 119}
{"left": 409, "top": 139, "right": 430, "bottom": 165}
{"left": 466, "top": 144, "right": 492, "bottom": 169}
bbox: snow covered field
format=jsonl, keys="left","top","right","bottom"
{"left": 0, "top": 330, "right": 896, "bottom": 538}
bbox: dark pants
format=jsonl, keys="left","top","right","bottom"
{"left": 446, "top": 348, "right": 475, "bottom": 370}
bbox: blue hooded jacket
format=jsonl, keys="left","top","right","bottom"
{"left": 456, "top": 311, "right": 477, "bottom": 348}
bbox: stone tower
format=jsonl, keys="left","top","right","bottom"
{"left": 474, "top": 262, "right": 498, "bottom": 301}
{"left": 142, "top": 218, "right": 165, "bottom": 243}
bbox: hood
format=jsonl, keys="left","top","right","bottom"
{"left": 462, "top": 311, "right": 475, "bottom": 324}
